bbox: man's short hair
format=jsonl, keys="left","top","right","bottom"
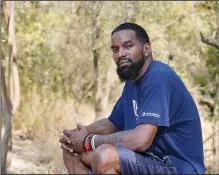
{"left": 111, "top": 22, "right": 150, "bottom": 44}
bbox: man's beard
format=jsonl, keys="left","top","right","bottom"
{"left": 116, "top": 54, "right": 145, "bottom": 82}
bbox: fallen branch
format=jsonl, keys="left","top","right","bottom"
{"left": 200, "top": 32, "right": 219, "bottom": 50}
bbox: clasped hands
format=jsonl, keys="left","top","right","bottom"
{"left": 59, "top": 124, "right": 88, "bottom": 156}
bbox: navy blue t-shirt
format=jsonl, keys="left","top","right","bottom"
{"left": 109, "top": 60, "right": 204, "bottom": 174}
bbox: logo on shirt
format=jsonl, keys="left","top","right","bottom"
{"left": 132, "top": 100, "right": 138, "bottom": 120}
{"left": 142, "top": 112, "right": 160, "bottom": 118}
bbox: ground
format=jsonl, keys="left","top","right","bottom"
{"left": 6, "top": 136, "right": 67, "bottom": 174}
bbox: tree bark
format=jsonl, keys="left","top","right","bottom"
{"left": 1, "top": 66, "right": 13, "bottom": 174}
{"left": 1, "top": 1, "right": 19, "bottom": 173}
{"left": 200, "top": 32, "right": 219, "bottom": 50}
{"left": 95, "top": 61, "right": 117, "bottom": 121}
{"left": 122, "top": 1, "right": 138, "bottom": 23}
{"left": 215, "top": 3, "right": 219, "bottom": 169}
{"left": 0, "top": 1, "right": 2, "bottom": 174}
{"left": 91, "top": 2, "right": 103, "bottom": 120}
{"left": 8, "top": 1, "right": 19, "bottom": 114}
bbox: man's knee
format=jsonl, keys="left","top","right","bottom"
{"left": 92, "top": 144, "right": 119, "bottom": 173}
{"left": 93, "top": 144, "right": 116, "bottom": 166}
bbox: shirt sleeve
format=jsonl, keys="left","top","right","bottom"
{"left": 135, "top": 83, "right": 171, "bottom": 127}
{"left": 108, "top": 96, "right": 125, "bottom": 131}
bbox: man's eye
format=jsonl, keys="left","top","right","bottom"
{"left": 126, "top": 45, "right": 133, "bottom": 49}
{"left": 112, "top": 48, "right": 118, "bottom": 53}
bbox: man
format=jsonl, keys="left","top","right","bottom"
{"left": 60, "top": 22, "right": 205, "bottom": 174}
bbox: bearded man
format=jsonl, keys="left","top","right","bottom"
{"left": 60, "top": 22, "right": 205, "bottom": 174}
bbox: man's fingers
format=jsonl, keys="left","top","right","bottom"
{"left": 59, "top": 134, "right": 71, "bottom": 144}
{"left": 63, "top": 127, "right": 80, "bottom": 137}
{"left": 59, "top": 135, "right": 71, "bottom": 144}
{"left": 63, "top": 129, "right": 72, "bottom": 136}
{"left": 71, "top": 152, "right": 82, "bottom": 157}
{"left": 59, "top": 137, "right": 64, "bottom": 143}
{"left": 73, "top": 153, "right": 79, "bottom": 157}
{"left": 61, "top": 143, "right": 73, "bottom": 152}
{"left": 63, "top": 149, "right": 81, "bottom": 157}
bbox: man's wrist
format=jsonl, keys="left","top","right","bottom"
{"left": 84, "top": 134, "right": 93, "bottom": 151}
{"left": 85, "top": 126, "right": 92, "bottom": 135}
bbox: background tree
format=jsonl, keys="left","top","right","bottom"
{"left": 196, "top": 1, "right": 219, "bottom": 172}
{"left": 1, "top": 1, "right": 19, "bottom": 173}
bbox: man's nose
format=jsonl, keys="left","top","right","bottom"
{"left": 118, "top": 49, "right": 127, "bottom": 59}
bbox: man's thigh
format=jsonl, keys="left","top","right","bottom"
{"left": 116, "top": 146, "right": 177, "bottom": 174}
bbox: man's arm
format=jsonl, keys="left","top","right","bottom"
{"left": 86, "top": 118, "right": 118, "bottom": 135}
{"left": 94, "top": 123, "right": 158, "bottom": 152}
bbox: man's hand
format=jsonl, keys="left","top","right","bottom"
{"left": 60, "top": 124, "right": 88, "bottom": 154}
{"left": 60, "top": 127, "right": 78, "bottom": 155}
{"left": 60, "top": 126, "right": 81, "bottom": 156}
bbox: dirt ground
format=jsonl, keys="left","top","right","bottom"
{"left": 6, "top": 136, "right": 68, "bottom": 174}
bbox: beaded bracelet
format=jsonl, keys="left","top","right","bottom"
{"left": 84, "top": 134, "right": 93, "bottom": 151}
{"left": 91, "top": 135, "right": 97, "bottom": 150}
{"left": 83, "top": 135, "right": 89, "bottom": 147}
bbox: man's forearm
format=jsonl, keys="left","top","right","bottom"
{"left": 85, "top": 118, "right": 118, "bottom": 135}
{"left": 94, "top": 129, "right": 149, "bottom": 152}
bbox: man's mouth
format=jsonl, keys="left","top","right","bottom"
{"left": 118, "top": 59, "right": 131, "bottom": 67}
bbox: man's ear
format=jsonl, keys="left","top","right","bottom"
{"left": 143, "top": 43, "right": 151, "bottom": 56}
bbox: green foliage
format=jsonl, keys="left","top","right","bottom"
{"left": 191, "top": 1, "right": 219, "bottom": 125}
{"left": 207, "top": 47, "right": 219, "bottom": 79}
{"left": 4, "top": 1, "right": 215, "bottom": 120}
{"left": 193, "top": 46, "right": 219, "bottom": 121}
{"left": 194, "top": 74, "right": 209, "bottom": 87}
{"left": 15, "top": 2, "right": 75, "bottom": 99}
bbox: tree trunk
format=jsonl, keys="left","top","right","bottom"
{"left": 1, "top": 1, "right": 19, "bottom": 173}
{"left": 95, "top": 61, "right": 117, "bottom": 121}
{"left": 0, "top": 1, "right": 2, "bottom": 174}
{"left": 122, "top": 1, "right": 138, "bottom": 23}
{"left": 8, "top": 1, "right": 19, "bottom": 114}
{"left": 91, "top": 2, "right": 103, "bottom": 120}
{"left": 215, "top": 2, "right": 219, "bottom": 170}
{"left": 1, "top": 66, "right": 13, "bottom": 174}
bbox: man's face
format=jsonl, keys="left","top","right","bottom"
{"left": 111, "top": 30, "right": 146, "bottom": 82}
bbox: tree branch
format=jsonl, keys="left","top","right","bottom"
{"left": 204, "top": 128, "right": 219, "bottom": 144}
{"left": 200, "top": 32, "right": 219, "bottom": 50}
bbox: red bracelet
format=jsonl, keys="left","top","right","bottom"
{"left": 84, "top": 134, "right": 94, "bottom": 151}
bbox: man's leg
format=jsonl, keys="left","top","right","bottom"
{"left": 115, "top": 146, "right": 177, "bottom": 174}
{"left": 63, "top": 144, "right": 177, "bottom": 174}
{"left": 63, "top": 150, "right": 89, "bottom": 174}
{"left": 85, "top": 144, "right": 177, "bottom": 174}
{"left": 90, "top": 144, "right": 120, "bottom": 174}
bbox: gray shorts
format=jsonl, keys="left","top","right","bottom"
{"left": 88, "top": 146, "right": 177, "bottom": 174}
